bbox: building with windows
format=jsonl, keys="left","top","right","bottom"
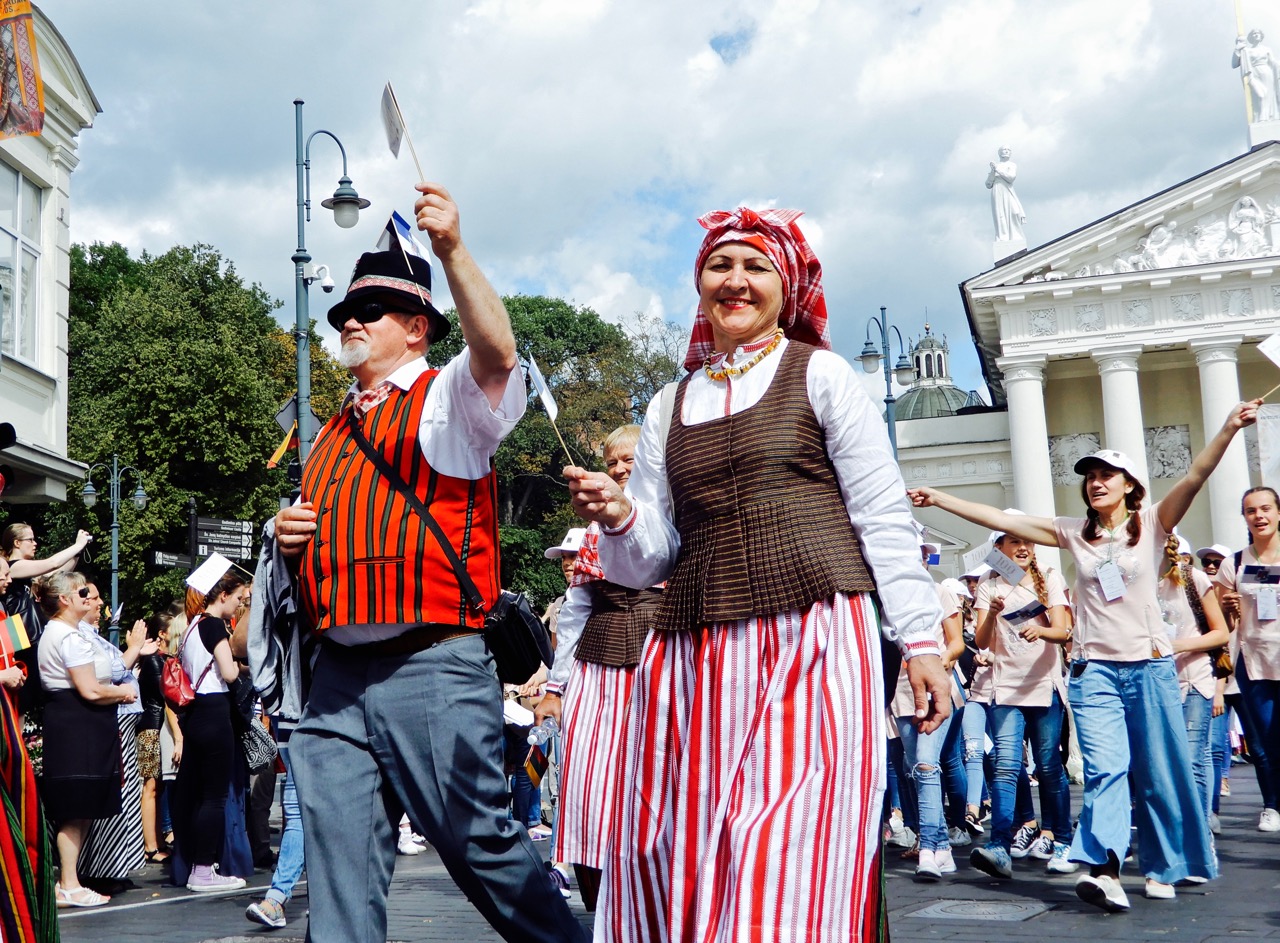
{"left": 0, "top": 8, "right": 98, "bottom": 502}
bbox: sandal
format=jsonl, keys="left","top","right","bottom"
{"left": 56, "top": 885, "right": 110, "bottom": 908}
{"left": 144, "top": 848, "right": 170, "bottom": 864}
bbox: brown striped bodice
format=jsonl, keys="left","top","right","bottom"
{"left": 575, "top": 583, "right": 663, "bottom": 668}
{"left": 653, "top": 341, "right": 875, "bottom": 632}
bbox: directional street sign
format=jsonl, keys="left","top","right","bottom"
{"left": 196, "top": 517, "right": 256, "bottom": 560}
{"left": 151, "top": 551, "right": 194, "bottom": 568}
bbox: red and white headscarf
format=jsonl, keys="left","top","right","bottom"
{"left": 683, "top": 206, "right": 831, "bottom": 371}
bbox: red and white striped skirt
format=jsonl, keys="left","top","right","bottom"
{"left": 553, "top": 658, "right": 638, "bottom": 869}
{"left": 593, "top": 592, "right": 888, "bottom": 943}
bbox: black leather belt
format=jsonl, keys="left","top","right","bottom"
{"left": 323, "top": 624, "right": 479, "bottom": 658}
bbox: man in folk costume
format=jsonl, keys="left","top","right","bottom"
{"left": 274, "top": 183, "right": 585, "bottom": 943}
{"left": 566, "top": 207, "right": 951, "bottom": 942}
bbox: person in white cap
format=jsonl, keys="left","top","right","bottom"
{"left": 1158, "top": 534, "right": 1229, "bottom": 833}
{"left": 910, "top": 397, "right": 1259, "bottom": 912}
{"left": 966, "top": 513, "right": 1073, "bottom": 881}
{"left": 542, "top": 527, "right": 588, "bottom": 641}
{"left": 1196, "top": 543, "right": 1231, "bottom": 577}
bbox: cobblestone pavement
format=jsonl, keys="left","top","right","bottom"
{"left": 57, "top": 767, "right": 1280, "bottom": 942}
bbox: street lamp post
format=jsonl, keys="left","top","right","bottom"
{"left": 859, "top": 305, "right": 916, "bottom": 458}
{"left": 292, "top": 98, "right": 370, "bottom": 467}
{"left": 81, "top": 454, "right": 148, "bottom": 645}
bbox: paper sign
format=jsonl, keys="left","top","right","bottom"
{"left": 962, "top": 542, "right": 992, "bottom": 574}
{"left": 1260, "top": 332, "right": 1280, "bottom": 368}
{"left": 1258, "top": 588, "right": 1278, "bottom": 622}
{"left": 186, "top": 552, "right": 234, "bottom": 596}
{"left": 984, "top": 546, "right": 1027, "bottom": 587}
{"left": 1003, "top": 600, "right": 1048, "bottom": 626}
{"left": 502, "top": 699, "right": 535, "bottom": 727}
{"left": 1097, "top": 561, "right": 1127, "bottom": 601}
{"left": 1241, "top": 564, "right": 1280, "bottom": 585}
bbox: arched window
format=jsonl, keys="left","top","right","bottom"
{"left": 925, "top": 355, "right": 934, "bottom": 378}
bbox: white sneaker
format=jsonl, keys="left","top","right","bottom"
{"left": 935, "top": 846, "right": 957, "bottom": 874}
{"left": 887, "top": 824, "right": 917, "bottom": 849}
{"left": 1259, "top": 808, "right": 1280, "bottom": 832}
{"left": 1209, "top": 812, "right": 1221, "bottom": 835}
{"left": 1076, "top": 873, "right": 1130, "bottom": 912}
{"left": 1046, "top": 841, "right": 1079, "bottom": 874}
{"left": 397, "top": 833, "right": 423, "bottom": 855}
{"left": 1027, "top": 834, "right": 1055, "bottom": 860}
{"left": 915, "top": 848, "right": 941, "bottom": 881}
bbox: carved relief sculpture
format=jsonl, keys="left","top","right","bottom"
{"left": 1221, "top": 288, "right": 1255, "bottom": 318}
{"left": 1027, "top": 308, "right": 1057, "bottom": 337}
{"left": 1049, "top": 433, "right": 1101, "bottom": 486}
{"left": 987, "top": 147, "right": 1026, "bottom": 243}
{"left": 1125, "top": 299, "right": 1153, "bottom": 327}
{"left": 1075, "top": 303, "right": 1104, "bottom": 332}
{"left": 1145, "top": 425, "right": 1192, "bottom": 479}
{"left": 1170, "top": 294, "right": 1204, "bottom": 322}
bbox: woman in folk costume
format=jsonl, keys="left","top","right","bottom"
{"left": 536, "top": 423, "right": 663, "bottom": 913}
{"left": 565, "top": 207, "right": 950, "bottom": 943}
{"left": 0, "top": 558, "right": 59, "bottom": 940}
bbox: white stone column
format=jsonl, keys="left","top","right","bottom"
{"left": 1192, "top": 338, "right": 1252, "bottom": 545}
{"left": 999, "top": 356, "right": 1061, "bottom": 571}
{"left": 1092, "top": 347, "right": 1150, "bottom": 486}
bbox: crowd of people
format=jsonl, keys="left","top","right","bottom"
{"left": 1, "top": 183, "right": 1277, "bottom": 943}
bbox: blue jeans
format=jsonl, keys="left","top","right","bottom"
{"left": 898, "top": 712, "right": 956, "bottom": 851}
{"left": 988, "top": 695, "right": 1071, "bottom": 850}
{"left": 1234, "top": 661, "right": 1280, "bottom": 811}
{"left": 1067, "top": 658, "right": 1216, "bottom": 882}
{"left": 267, "top": 740, "right": 305, "bottom": 905}
{"left": 1182, "top": 692, "right": 1214, "bottom": 821}
{"left": 888, "top": 737, "right": 917, "bottom": 831}
{"left": 511, "top": 767, "right": 542, "bottom": 828}
{"left": 1211, "top": 707, "right": 1230, "bottom": 814}
{"left": 960, "top": 701, "right": 990, "bottom": 809}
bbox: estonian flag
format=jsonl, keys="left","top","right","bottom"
{"left": 376, "top": 210, "right": 430, "bottom": 261}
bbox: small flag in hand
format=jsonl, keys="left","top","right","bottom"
{"left": 380, "top": 82, "right": 405, "bottom": 158}
{"left": 525, "top": 355, "right": 558, "bottom": 423}
{"left": 0, "top": 613, "right": 30, "bottom": 661}
{"left": 524, "top": 743, "right": 549, "bottom": 787}
{"left": 267, "top": 421, "right": 297, "bottom": 469}
{"left": 376, "top": 211, "right": 430, "bottom": 261}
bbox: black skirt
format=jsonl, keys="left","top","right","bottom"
{"left": 41, "top": 688, "right": 122, "bottom": 822}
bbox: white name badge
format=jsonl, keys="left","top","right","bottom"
{"left": 1096, "top": 561, "right": 1126, "bottom": 601}
{"left": 1004, "top": 600, "right": 1048, "bottom": 626}
{"left": 984, "top": 546, "right": 1027, "bottom": 588}
{"left": 1258, "top": 588, "right": 1278, "bottom": 622}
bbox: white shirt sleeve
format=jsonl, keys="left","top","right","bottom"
{"left": 808, "top": 350, "right": 943, "bottom": 658}
{"left": 60, "top": 631, "right": 96, "bottom": 670}
{"left": 419, "top": 347, "right": 527, "bottom": 479}
{"left": 596, "top": 388, "right": 681, "bottom": 589}
{"left": 545, "top": 583, "right": 590, "bottom": 694}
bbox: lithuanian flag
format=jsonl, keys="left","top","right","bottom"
{"left": 0, "top": 613, "right": 30, "bottom": 664}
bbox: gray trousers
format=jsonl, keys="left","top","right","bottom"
{"left": 291, "top": 634, "right": 585, "bottom": 943}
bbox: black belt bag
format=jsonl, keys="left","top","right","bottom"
{"left": 346, "top": 411, "right": 553, "bottom": 685}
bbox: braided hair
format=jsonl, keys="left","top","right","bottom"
{"left": 1161, "top": 534, "right": 1185, "bottom": 585}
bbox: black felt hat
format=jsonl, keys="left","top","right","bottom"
{"left": 326, "top": 250, "right": 450, "bottom": 341}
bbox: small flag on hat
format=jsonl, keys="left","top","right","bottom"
{"left": 376, "top": 211, "right": 430, "bottom": 261}
{"left": 525, "top": 355, "right": 558, "bottom": 423}
{"left": 0, "top": 613, "right": 30, "bottom": 664}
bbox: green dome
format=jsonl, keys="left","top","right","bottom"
{"left": 895, "top": 383, "right": 973, "bottom": 420}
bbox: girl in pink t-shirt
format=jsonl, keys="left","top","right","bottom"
{"left": 909, "top": 398, "right": 1257, "bottom": 913}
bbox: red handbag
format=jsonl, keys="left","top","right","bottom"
{"left": 161, "top": 617, "right": 212, "bottom": 711}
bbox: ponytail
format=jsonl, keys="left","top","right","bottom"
{"left": 1026, "top": 550, "right": 1049, "bottom": 605}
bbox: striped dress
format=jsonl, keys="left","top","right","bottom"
{"left": 592, "top": 340, "right": 943, "bottom": 942}
{"left": 0, "top": 672, "right": 58, "bottom": 943}
{"left": 79, "top": 711, "right": 145, "bottom": 880}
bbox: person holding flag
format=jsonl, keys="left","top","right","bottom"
{"left": 273, "top": 182, "right": 584, "bottom": 943}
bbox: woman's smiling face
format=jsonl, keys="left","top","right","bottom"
{"left": 698, "top": 242, "right": 784, "bottom": 352}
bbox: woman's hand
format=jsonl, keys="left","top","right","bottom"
{"left": 907, "top": 487, "right": 939, "bottom": 508}
{"left": 125, "top": 619, "right": 147, "bottom": 651}
{"left": 1213, "top": 690, "right": 1226, "bottom": 718}
{"left": 1226, "top": 398, "right": 1262, "bottom": 433}
{"left": 116, "top": 685, "right": 137, "bottom": 705}
{"left": 74, "top": 529, "right": 93, "bottom": 550}
{"left": 1019, "top": 624, "right": 1046, "bottom": 642}
{"left": 1221, "top": 590, "right": 1242, "bottom": 619}
{"left": 988, "top": 595, "right": 1005, "bottom": 615}
{"left": 564, "top": 466, "right": 631, "bottom": 530}
{"left": 172, "top": 739, "right": 183, "bottom": 767}
{"left": 0, "top": 665, "right": 24, "bottom": 690}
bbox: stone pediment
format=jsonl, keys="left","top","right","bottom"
{"left": 970, "top": 143, "right": 1280, "bottom": 290}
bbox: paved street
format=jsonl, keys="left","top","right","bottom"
{"left": 58, "top": 769, "right": 1280, "bottom": 942}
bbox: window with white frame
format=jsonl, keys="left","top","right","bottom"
{"left": 0, "top": 162, "right": 40, "bottom": 362}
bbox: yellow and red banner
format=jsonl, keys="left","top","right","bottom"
{"left": 267, "top": 420, "right": 297, "bottom": 469}
{"left": 0, "top": 1, "right": 42, "bottom": 142}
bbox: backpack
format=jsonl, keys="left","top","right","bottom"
{"left": 160, "top": 616, "right": 212, "bottom": 711}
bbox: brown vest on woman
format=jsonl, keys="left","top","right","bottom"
{"left": 653, "top": 341, "right": 876, "bottom": 632}
{"left": 575, "top": 583, "right": 663, "bottom": 668}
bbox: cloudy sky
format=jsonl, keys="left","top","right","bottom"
{"left": 45, "top": 0, "right": 1279, "bottom": 400}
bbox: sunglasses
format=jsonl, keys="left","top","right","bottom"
{"left": 76, "top": 587, "right": 92, "bottom": 598}
{"left": 328, "top": 301, "right": 399, "bottom": 332}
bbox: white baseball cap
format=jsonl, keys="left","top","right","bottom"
{"left": 544, "top": 527, "right": 587, "bottom": 559}
{"left": 941, "top": 577, "right": 972, "bottom": 600}
{"left": 1073, "top": 449, "right": 1145, "bottom": 485}
{"left": 962, "top": 563, "right": 993, "bottom": 580}
{"left": 988, "top": 508, "right": 1027, "bottom": 546}
{"left": 1195, "top": 543, "right": 1231, "bottom": 560}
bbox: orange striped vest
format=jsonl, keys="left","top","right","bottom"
{"left": 298, "top": 370, "right": 500, "bottom": 635}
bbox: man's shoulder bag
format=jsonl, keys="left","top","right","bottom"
{"left": 346, "top": 412, "right": 553, "bottom": 685}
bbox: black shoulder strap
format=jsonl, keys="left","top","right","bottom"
{"left": 1235, "top": 549, "right": 1245, "bottom": 582}
{"left": 345, "top": 410, "right": 487, "bottom": 614}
